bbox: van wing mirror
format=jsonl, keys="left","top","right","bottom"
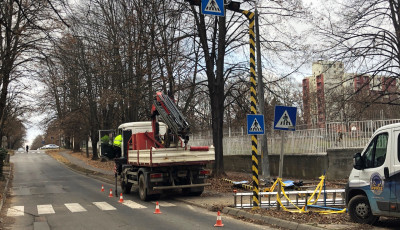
{"left": 384, "top": 167, "right": 389, "bottom": 179}
{"left": 353, "top": 152, "right": 364, "bottom": 170}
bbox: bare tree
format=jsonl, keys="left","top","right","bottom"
{"left": 315, "top": 0, "right": 400, "bottom": 113}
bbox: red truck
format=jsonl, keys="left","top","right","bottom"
{"left": 115, "top": 92, "right": 215, "bottom": 201}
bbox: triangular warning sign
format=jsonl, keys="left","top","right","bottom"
{"left": 205, "top": 0, "right": 221, "bottom": 13}
{"left": 275, "top": 110, "right": 294, "bottom": 128}
{"left": 250, "top": 118, "right": 263, "bottom": 132}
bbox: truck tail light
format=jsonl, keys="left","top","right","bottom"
{"left": 199, "top": 170, "right": 210, "bottom": 175}
{"left": 150, "top": 173, "right": 163, "bottom": 179}
{"left": 150, "top": 173, "right": 163, "bottom": 182}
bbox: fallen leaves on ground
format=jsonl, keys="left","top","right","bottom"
{"left": 67, "top": 151, "right": 115, "bottom": 172}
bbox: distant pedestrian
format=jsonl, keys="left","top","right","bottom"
{"left": 338, "top": 131, "right": 343, "bottom": 142}
{"left": 26, "top": 145, "right": 29, "bottom": 153}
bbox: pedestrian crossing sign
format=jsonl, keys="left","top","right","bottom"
{"left": 247, "top": 114, "right": 265, "bottom": 135}
{"left": 201, "top": 0, "right": 225, "bottom": 16}
{"left": 274, "top": 105, "right": 297, "bottom": 131}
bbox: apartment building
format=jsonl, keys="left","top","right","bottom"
{"left": 303, "top": 61, "right": 399, "bottom": 128}
{"left": 302, "top": 60, "right": 344, "bottom": 128}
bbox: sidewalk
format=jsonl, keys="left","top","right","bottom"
{"left": 58, "top": 151, "right": 114, "bottom": 176}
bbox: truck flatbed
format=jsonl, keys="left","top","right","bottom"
{"left": 127, "top": 146, "right": 215, "bottom": 166}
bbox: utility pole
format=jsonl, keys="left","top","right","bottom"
{"left": 255, "top": 3, "right": 270, "bottom": 184}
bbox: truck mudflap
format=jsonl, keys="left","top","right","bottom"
{"left": 152, "top": 183, "right": 211, "bottom": 190}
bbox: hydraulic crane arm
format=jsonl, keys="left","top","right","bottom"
{"left": 151, "top": 92, "right": 190, "bottom": 146}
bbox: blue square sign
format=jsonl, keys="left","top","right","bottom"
{"left": 247, "top": 114, "right": 265, "bottom": 135}
{"left": 201, "top": 0, "right": 225, "bottom": 16}
{"left": 273, "top": 106, "right": 297, "bottom": 131}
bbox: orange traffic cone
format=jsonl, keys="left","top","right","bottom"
{"left": 153, "top": 201, "right": 162, "bottom": 214}
{"left": 108, "top": 189, "right": 113, "bottom": 198}
{"left": 214, "top": 211, "right": 224, "bottom": 227}
{"left": 118, "top": 193, "right": 124, "bottom": 203}
{"left": 101, "top": 185, "right": 104, "bottom": 192}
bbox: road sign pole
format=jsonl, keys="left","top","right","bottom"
{"left": 273, "top": 105, "right": 296, "bottom": 210}
{"left": 277, "top": 131, "right": 285, "bottom": 210}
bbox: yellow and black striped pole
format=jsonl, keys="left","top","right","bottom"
{"left": 241, "top": 10, "right": 259, "bottom": 209}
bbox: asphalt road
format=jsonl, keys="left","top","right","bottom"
{"left": 3, "top": 150, "right": 276, "bottom": 230}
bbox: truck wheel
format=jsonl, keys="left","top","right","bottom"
{"left": 121, "top": 179, "right": 132, "bottom": 194}
{"left": 139, "top": 174, "right": 149, "bottom": 201}
{"left": 348, "top": 195, "right": 379, "bottom": 224}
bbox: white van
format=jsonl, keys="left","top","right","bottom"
{"left": 346, "top": 123, "right": 400, "bottom": 224}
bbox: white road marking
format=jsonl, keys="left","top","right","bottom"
{"left": 37, "top": 204, "right": 55, "bottom": 215}
{"left": 151, "top": 201, "right": 176, "bottom": 207}
{"left": 122, "top": 200, "right": 147, "bottom": 209}
{"left": 7, "top": 206, "right": 24, "bottom": 216}
{"left": 65, "top": 203, "right": 87, "bottom": 213}
{"left": 93, "top": 202, "right": 116, "bottom": 211}
{"left": 186, "top": 204, "right": 195, "bottom": 211}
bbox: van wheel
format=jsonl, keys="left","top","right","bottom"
{"left": 348, "top": 195, "right": 379, "bottom": 224}
{"left": 139, "top": 174, "right": 149, "bottom": 201}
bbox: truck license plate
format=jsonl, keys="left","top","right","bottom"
{"left": 177, "top": 171, "right": 187, "bottom": 177}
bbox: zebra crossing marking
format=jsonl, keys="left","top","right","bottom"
{"left": 7, "top": 200, "right": 178, "bottom": 216}
{"left": 7, "top": 206, "right": 24, "bottom": 216}
{"left": 37, "top": 204, "right": 55, "bottom": 215}
{"left": 65, "top": 203, "right": 87, "bottom": 213}
{"left": 92, "top": 202, "right": 116, "bottom": 211}
{"left": 122, "top": 200, "right": 147, "bottom": 209}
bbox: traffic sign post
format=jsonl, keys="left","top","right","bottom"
{"left": 201, "top": 0, "right": 225, "bottom": 16}
{"left": 273, "top": 105, "right": 297, "bottom": 210}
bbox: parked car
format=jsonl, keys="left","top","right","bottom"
{"left": 17, "top": 148, "right": 24, "bottom": 152}
{"left": 41, "top": 144, "right": 59, "bottom": 149}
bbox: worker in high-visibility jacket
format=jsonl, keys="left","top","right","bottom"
{"left": 113, "top": 134, "right": 122, "bottom": 158}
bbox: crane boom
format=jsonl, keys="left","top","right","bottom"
{"left": 151, "top": 92, "right": 190, "bottom": 146}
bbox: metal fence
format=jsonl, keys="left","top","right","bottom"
{"left": 190, "top": 119, "right": 400, "bottom": 155}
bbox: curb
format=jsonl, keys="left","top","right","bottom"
{"left": 222, "top": 207, "right": 324, "bottom": 230}
{"left": 0, "top": 164, "right": 12, "bottom": 212}
{"left": 63, "top": 162, "right": 116, "bottom": 185}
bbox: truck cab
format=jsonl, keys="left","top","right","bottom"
{"left": 346, "top": 123, "right": 400, "bottom": 224}
{"left": 117, "top": 121, "right": 167, "bottom": 158}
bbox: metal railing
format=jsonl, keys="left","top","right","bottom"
{"left": 190, "top": 119, "right": 400, "bottom": 155}
{"left": 233, "top": 189, "right": 346, "bottom": 209}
